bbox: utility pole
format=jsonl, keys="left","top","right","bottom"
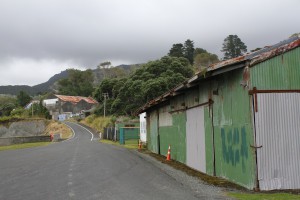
{"left": 103, "top": 93, "right": 109, "bottom": 117}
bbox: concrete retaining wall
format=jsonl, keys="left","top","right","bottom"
{"left": 0, "top": 119, "right": 47, "bottom": 138}
{"left": 0, "top": 136, "right": 51, "bottom": 146}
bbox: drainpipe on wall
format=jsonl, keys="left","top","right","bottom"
{"left": 250, "top": 90, "right": 260, "bottom": 191}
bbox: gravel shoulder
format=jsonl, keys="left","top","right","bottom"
{"left": 131, "top": 149, "right": 237, "bottom": 200}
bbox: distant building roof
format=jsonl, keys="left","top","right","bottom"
{"left": 54, "top": 95, "right": 98, "bottom": 104}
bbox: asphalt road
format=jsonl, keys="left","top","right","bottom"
{"left": 0, "top": 122, "right": 228, "bottom": 200}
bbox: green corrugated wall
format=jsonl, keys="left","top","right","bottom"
{"left": 159, "top": 112, "right": 186, "bottom": 163}
{"left": 251, "top": 47, "right": 300, "bottom": 89}
{"left": 210, "top": 69, "right": 256, "bottom": 189}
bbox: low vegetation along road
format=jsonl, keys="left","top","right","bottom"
{"left": 0, "top": 122, "right": 229, "bottom": 200}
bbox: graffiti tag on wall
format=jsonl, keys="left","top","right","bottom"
{"left": 221, "top": 126, "right": 248, "bottom": 173}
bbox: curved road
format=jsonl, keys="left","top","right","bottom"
{"left": 0, "top": 122, "right": 221, "bottom": 200}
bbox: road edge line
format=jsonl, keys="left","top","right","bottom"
{"left": 63, "top": 122, "right": 76, "bottom": 142}
{"left": 68, "top": 122, "right": 94, "bottom": 141}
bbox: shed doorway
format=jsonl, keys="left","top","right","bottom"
{"left": 253, "top": 92, "right": 300, "bottom": 190}
{"left": 186, "top": 106, "right": 206, "bottom": 173}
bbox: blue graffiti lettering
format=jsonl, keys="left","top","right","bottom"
{"left": 221, "top": 126, "right": 248, "bottom": 173}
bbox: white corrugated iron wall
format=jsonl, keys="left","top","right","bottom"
{"left": 255, "top": 93, "right": 300, "bottom": 190}
{"left": 186, "top": 106, "right": 206, "bottom": 173}
{"left": 139, "top": 112, "right": 147, "bottom": 142}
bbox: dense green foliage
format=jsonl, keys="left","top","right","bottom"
{"left": 93, "top": 56, "right": 193, "bottom": 116}
{"left": 194, "top": 51, "right": 219, "bottom": 71}
{"left": 168, "top": 43, "right": 184, "bottom": 58}
{"left": 183, "top": 39, "right": 195, "bottom": 64}
{"left": 221, "top": 35, "right": 247, "bottom": 59}
{"left": 168, "top": 40, "right": 219, "bottom": 69}
{"left": 17, "top": 91, "right": 32, "bottom": 107}
{"left": 58, "top": 69, "right": 94, "bottom": 97}
{"left": 168, "top": 39, "right": 195, "bottom": 64}
{"left": 0, "top": 95, "right": 17, "bottom": 117}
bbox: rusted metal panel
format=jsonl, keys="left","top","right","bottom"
{"left": 186, "top": 106, "right": 206, "bottom": 173}
{"left": 255, "top": 93, "right": 300, "bottom": 190}
{"left": 55, "top": 95, "right": 98, "bottom": 104}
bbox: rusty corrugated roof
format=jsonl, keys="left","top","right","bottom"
{"left": 136, "top": 35, "right": 300, "bottom": 115}
{"left": 55, "top": 95, "right": 98, "bottom": 104}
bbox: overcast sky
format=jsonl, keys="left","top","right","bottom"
{"left": 0, "top": 0, "right": 299, "bottom": 86}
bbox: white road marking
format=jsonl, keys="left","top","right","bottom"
{"left": 62, "top": 123, "right": 76, "bottom": 142}
{"left": 68, "top": 122, "right": 94, "bottom": 141}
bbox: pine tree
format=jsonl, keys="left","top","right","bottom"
{"left": 183, "top": 39, "right": 195, "bottom": 64}
{"left": 221, "top": 35, "right": 247, "bottom": 60}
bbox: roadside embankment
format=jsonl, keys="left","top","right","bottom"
{"left": 0, "top": 119, "right": 72, "bottom": 146}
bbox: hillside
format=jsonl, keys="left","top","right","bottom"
{"left": 0, "top": 64, "right": 140, "bottom": 96}
{"left": 0, "top": 70, "right": 69, "bottom": 96}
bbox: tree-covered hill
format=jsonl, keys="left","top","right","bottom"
{"left": 0, "top": 70, "right": 69, "bottom": 96}
{"left": 0, "top": 65, "right": 139, "bottom": 96}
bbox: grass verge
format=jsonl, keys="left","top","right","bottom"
{"left": 44, "top": 121, "right": 72, "bottom": 139}
{"left": 228, "top": 192, "right": 300, "bottom": 200}
{"left": 100, "top": 139, "right": 140, "bottom": 149}
{"left": 0, "top": 142, "right": 51, "bottom": 151}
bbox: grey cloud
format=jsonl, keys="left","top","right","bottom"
{"left": 0, "top": 0, "right": 299, "bottom": 85}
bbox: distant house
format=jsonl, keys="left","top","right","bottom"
{"left": 43, "top": 95, "right": 98, "bottom": 120}
{"left": 137, "top": 35, "right": 300, "bottom": 190}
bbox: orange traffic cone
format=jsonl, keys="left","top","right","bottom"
{"left": 166, "top": 145, "right": 171, "bottom": 161}
{"left": 138, "top": 140, "right": 142, "bottom": 149}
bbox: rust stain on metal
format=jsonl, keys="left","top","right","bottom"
{"left": 243, "top": 67, "right": 250, "bottom": 82}
{"left": 249, "top": 89, "right": 300, "bottom": 95}
{"left": 55, "top": 95, "right": 98, "bottom": 104}
{"left": 250, "top": 38, "right": 300, "bottom": 66}
{"left": 210, "top": 55, "right": 246, "bottom": 70}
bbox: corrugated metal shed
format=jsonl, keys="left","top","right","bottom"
{"left": 137, "top": 35, "right": 300, "bottom": 190}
